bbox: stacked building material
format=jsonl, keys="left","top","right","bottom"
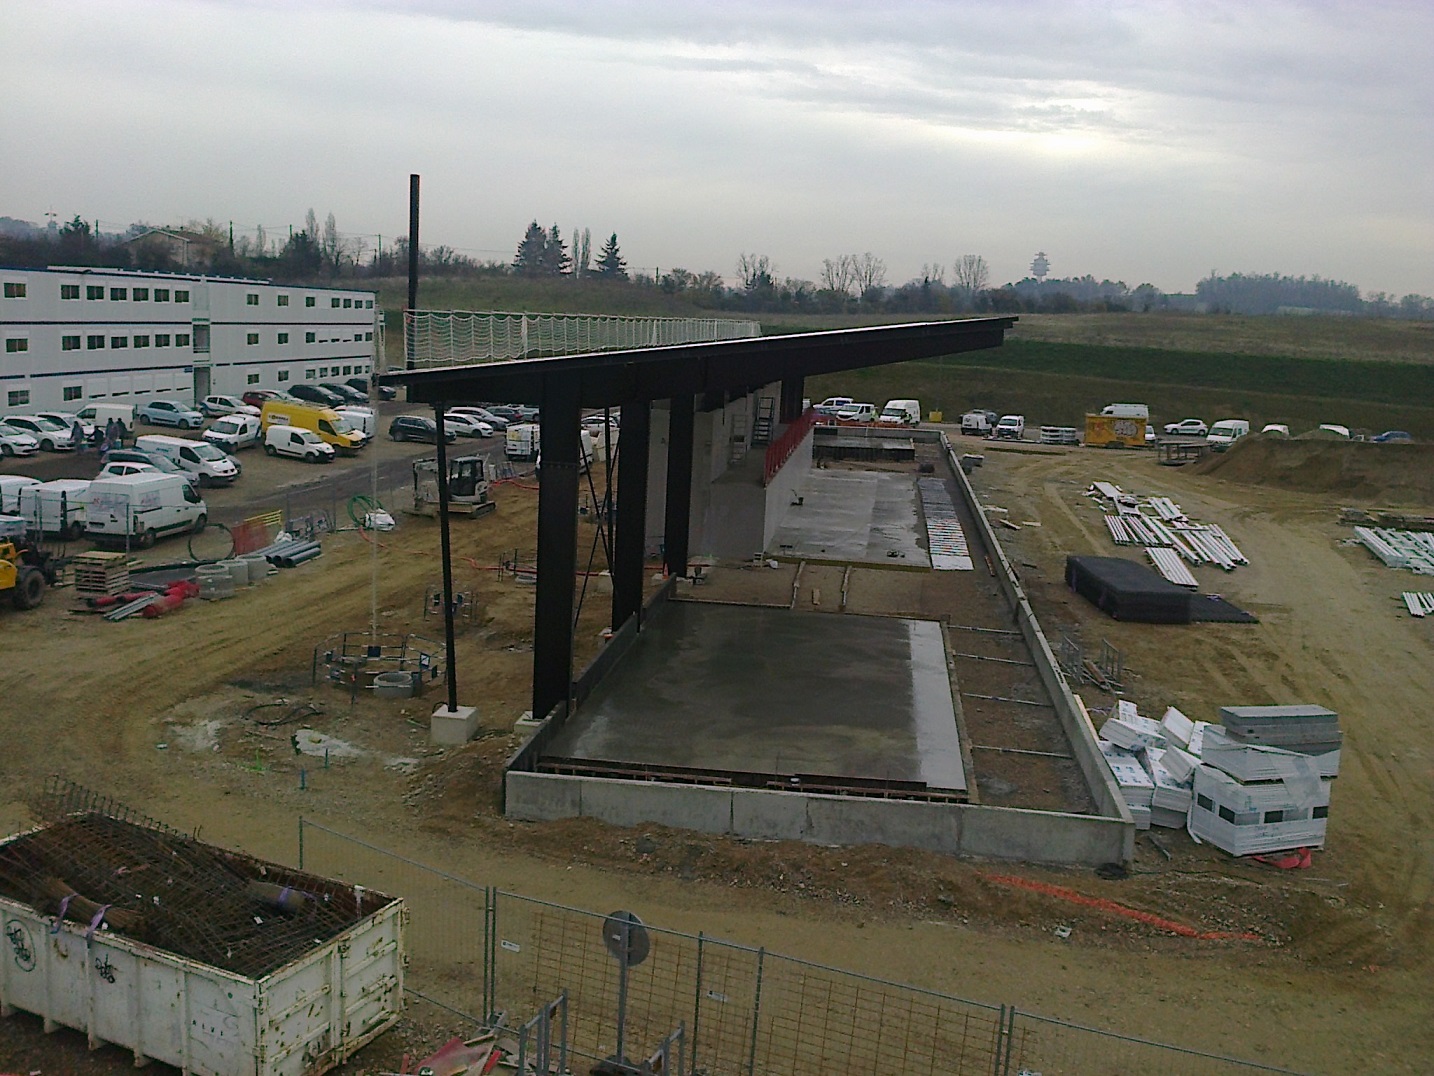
{"left": 917, "top": 477, "right": 973, "bottom": 570}
{"left": 1100, "top": 700, "right": 1167, "bottom": 752}
{"left": 1147, "top": 546, "right": 1198, "bottom": 587}
{"left": 1355, "top": 527, "right": 1434, "bottom": 575}
{"left": 1218, "top": 704, "right": 1342, "bottom": 776}
{"left": 71, "top": 551, "right": 130, "bottom": 596}
{"left": 1142, "top": 751, "right": 1194, "bottom": 829}
{"left": 1403, "top": 592, "right": 1434, "bottom": 617}
{"left": 1098, "top": 739, "right": 1154, "bottom": 829}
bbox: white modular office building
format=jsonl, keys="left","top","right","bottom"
{"left": 0, "top": 267, "right": 379, "bottom": 411}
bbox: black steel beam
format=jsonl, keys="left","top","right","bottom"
{"left": 386, "top": 318, "right": 1014, "bottom": 407}
{"left": 780, "top": 376, "right": 804, "bottom": 422}
{"left": 612, "top": 399, "right": 651, "bottom": 630}
{"left": 663, "top": 394, "right": 695, "bottom": 577}
{"left": 532, "top": 375, "right": 582, "bottom": 720}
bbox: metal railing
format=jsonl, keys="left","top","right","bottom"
{"left": 296, "top": 819, "right": 1305, "bottom": 1075}
{"left": 404, "top": 310, "right": 761, "bottom": 369}
{"left": 763, "top": 407, "right": 816, "bottom": 485}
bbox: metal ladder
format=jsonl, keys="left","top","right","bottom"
{"left": 751, "top": 396, "right": 776, "bottom": 446}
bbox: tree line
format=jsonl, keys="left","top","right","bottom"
{"left": 1, "top": 213, "right": 1428, "bottom": 320}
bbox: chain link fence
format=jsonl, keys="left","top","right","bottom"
{"left": 298, "top": 819, "right": 1303, "bottom": 1075}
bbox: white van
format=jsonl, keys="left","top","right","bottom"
{"left": 86, "top": 473, "right": 207, "bottom": 548}
{"left": 136, "top": 434, "right": 240, "bottom": 487}
{"left": 1206, "top": 419, "right": 1251, "bottom": 451}
{"left": 0, "top": 475, "right": 40, "bottom": 515}
{"left": 203, "top": 414, "right": 262, "bottom": 452}
{"left": 993, "top": 414, "right": 1026, "bottom": 440}
{"left": 17, "top": 480, "right": 90, "bottom": 539}
{"left": 334, "top": 405, "right": 377, "bottom": 439}
{"left": 264, "top": 424, "right": 336, "bottom": 463}
{"left": 878, "top": 399, "right": 921, "bottom": 426}
{"left": 1100, "top": 403, "right": 1150, "bottom": 420}
{"left": 506, "top": 422, "right": 540, "bottom": 461}
{"left": 75, "top": 403, "right": 136, "bottom": 429}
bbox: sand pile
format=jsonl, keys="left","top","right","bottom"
{"left": 1196, "top": 437, "right": 1434, "bottom": 504}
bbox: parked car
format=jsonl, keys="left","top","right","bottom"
{"left": 96, "top": 461, "right": 158, "bottom": 480}
{"left": 835, "top": 402, "right": 877, "bottom": 422}
{"left": 137, "top": 399, "right": 204, "bottom": 429}
{"left": 37, "top": 411, "right": 96, "bottom": 441}
{"left": 348, "top": 376, "right": 396, "bottom": 400}
{"left": 993, "top": 414, "right": 1026, "bottom": 441}
{"left": 2, "top": 415, "right": 76, "bottom": 451}
{"left": 877, "top": 399, "right": 921, "bottom": 426}
{"left": 203, "top": 414, "right": 263, "bottom": 451}
{"left": 242, "top": 389, "right": 286, "bottom": 409}
{"left": 960, "top": 409, "right": 998, "bottom": 436}
{"left": 1318, "top": 423, "right": 1352, "bottom": 439}
{"left": 450, "top": 406, "right": 508, "bottom": 432}
{"left": 200, "top": 394, "right": 260, "bottom": 418}
{"left": 1260, "top": 424, "right": 1291, "bottom": 438}
{"left": 444, "top": 412, "right": 495, "bottom": 438}
{"left": 288, "top": 384, "right": 346, "bottom": 408}
{"left": 1373, "top": 430, "right": 1412, "bottom": 443}
{"left": 0, "top": 423, "right": 40, "bottom": 457}
{"left": 103, "top": 448, "right": 200, "bottom": 492}
{"left": 85, "top": 472, "right": 207, "bottom": 548}
{"left": 1163, "top": 418, "right": 1208, "bottom": 437}
{"left": 135, "top": 434, "right": 240, "bottom": 486}
{"left": 1205, "top": 419, "right": 1250, "bottom": 451}
{"left": 389, "top": 415, "right": 456, "bottom": 444}
{"left": 264, "top": 425, "right": 336, "bottom": 462}
{"left": 75, "top": 403, "right": 136, "bottom": 429}
{"left": 320, "top": 382, "right": 369, "bottom": 405}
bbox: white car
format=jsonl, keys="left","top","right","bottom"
{"left": 0, "top": 423, "right": 40, "bottom": 457}
{"left": 200, "top": 394, "right": 261, "bottom": 418}
{"left": 96, "top": 461, "right": 159, "bottom": 480}
{"left": 815, "top": 396, "right": 854, "bottom": 417}
{"left": 450, "top": 406, "right": 508, "bottom": 432}
{"left": 835, "top": 402, "right": 877, "bottom": 422}
{"left": 444, "top": 412, "right": 496, "bottom": 438}
{"left": 1163, "top": 418, "right": 1208, "bottom": 437}
{"left": 37, "top": 411, "right": 96, "bottom": 442}
{"left": 2, "top": 415, "right": 75, "bottom": 451}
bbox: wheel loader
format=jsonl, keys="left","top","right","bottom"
{"left": 0, "top": 516, "right": 56, "bottom": 611}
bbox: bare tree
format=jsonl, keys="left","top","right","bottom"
{"left": 304, "top": 208, "right": 319, "bottom": 241}
{"left": 737, "top": 252, "right": 773, "bottom": 292}
{"left": 820, "top": 255, "right": 857, "bottom": 296}
{"left": 920, "top": 263, "right": 946, "bottom": 285}
{"left": 322, "top": 212, "right": 342, "bottom": 274}
{"left": 952, "top": 254, "right": 990, "bottom": 305}
{"left": 852, "top": 252, "right": 887, "bottom": 295}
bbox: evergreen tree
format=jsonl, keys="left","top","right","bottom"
{"left": 513, "top": 220, "right": 548, "bottom": 276}
{"left": 595, "top": 232, "right": 628, "bottom": 279}
{"left": 541, "top": 223, "right": 570, "bottom": 276}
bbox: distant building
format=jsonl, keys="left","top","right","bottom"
{"left": 122, "top": 228, "right": 220, "bottom": 270}
{"left": 0, "top": 266, "right": 379, "bottom": 411}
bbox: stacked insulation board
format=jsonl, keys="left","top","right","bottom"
{"left": 917, "top": 477, "right": 973, "bottom": 571}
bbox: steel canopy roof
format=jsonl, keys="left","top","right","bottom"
{"left": 381, "top": 316, "right": 1016, "bottom": 407}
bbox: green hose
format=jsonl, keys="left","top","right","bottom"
{"left": 348, "top": 494, "right": 386, "bottom": 529}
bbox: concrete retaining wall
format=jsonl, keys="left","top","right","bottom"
{"left": 506, "top": 773, "right": 1130, "bottom": 867}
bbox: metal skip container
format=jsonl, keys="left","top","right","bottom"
{"left": 0, "top": 813, "right": 405, "bottom": 1076}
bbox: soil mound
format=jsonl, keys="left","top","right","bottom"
{"left": 1196, "top": 436, "right": 1434, "bottom": 504}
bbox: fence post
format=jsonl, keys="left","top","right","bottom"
{"left": 690, "top": 932, "right": 704, "bottom": 1073}
{"left": 484, "top": 887, "right": 496, "bottom": 1022}
{"left": 297, "top": 816, "right": 305, "bottom": 870}
{"left": 746, "top": 947, "right": 765, "bottom": 1076}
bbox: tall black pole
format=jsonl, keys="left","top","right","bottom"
{"left": 433, "top": 405, "right": 459, "bottom": 712}
{"left": 405, "top": 174, "right": 419, "bottom": 369}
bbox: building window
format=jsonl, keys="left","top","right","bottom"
{"left": 331, "top": 297, "right": 341, "bottom": 308}
{"left": 61, "top": 284, "right": 80, "bottom": 300}
{"left": 87, "top": 335, "right": 105, "bottom": 350}
{"left": 246, "top": 332, "right": 259, "bottom": 345}
{"left": 134, "top": 334, "right": 151, "bottom": 348}
{"left": 1313, "top": 805, "right": 1328, "bottom": 819}
{"left": 246, "top": 373, "right": 260, "bottom": 385}
{"left": 365, "top": 299, "right": 373, "bottom": 308}
{"left": 87, "top": 285, "right": 104, "bottom": 299}
{"left": 306, "top": 296, "right": 316, "bottom": 307}
{"left": 133, "top": 287, "right": 149, "bottom": 301}
{"left": 155, "top": 333, "right": 171, "bottom": 347}
{"left": 154, "top": 288, "right": 170, "bottom": 302}
{"left": 110, "top": 336, "right": 128, "bottom": 349}
{"left": 277, "top": 332, "right": 289, "bottom": 344}
{"left": 62, "top": 335, "right": 81, "bottom": 351}
{"left": 342, "top": 365, "right": 353, "bottom": 375}
{"left": 192, "top": 326, "right": 210, "bottom": 353}
{"left": 110, "top": 287, "right": 127, "bottom": 300}
{"left": 277, "top": 370, "right": 290, "bottom": 382}
{"left": 1263, "top": 810, "right": 1285, "bottom": 824}
{"left": 306, "top": 369, "right": 318, "bottom": 380}
{"left": 175, "top": 289, "right": 190, "bottom": 302}
{"left": 63, "top": 385, "right": 82, "bottom": 402}
{"left": 4, "top": 338, "right": 28, "bottom": 353}
{"left": 7, "top": 390, "right": 29, "bottom": 407}
{"left": 176, "top": 333, "right": 191, "bottom": 347}
{"left": 2, "top": 282, "right": 26, "bottom": 298}
{"left": 365, "top": 331, "right": 373, "bottom": 341}
{"left": 246, "top": 293, "right": 259, "bottom": 306}
{"left": 305, "top": 331, "right": 316, "bottom": 343}
{"left": 277, "top": 294, "right": 290, "bottom": 307}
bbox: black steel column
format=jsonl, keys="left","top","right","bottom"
{"left": 532, "top": 376, "right": 582, "bottom": 720}
{"left": 432, "top": 403, "right": 459, "bottom": 712}
{"left": 612, "top": 399, "right": 651, "bottom": 630}
{"left": 663, "top": 393, "right": 694, "bottom": 577}
{"left": 405, "top": 174, "right": 419, "bottom": 369}
{"left": 780, "top": 376, "right": 805, "bottom": 422}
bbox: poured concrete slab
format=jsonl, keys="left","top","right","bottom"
{"left": 544, "top": 603, "right": 965, "bottom": 792}
{"left": 769, "top": 469, "right": 928, "bottom": 566}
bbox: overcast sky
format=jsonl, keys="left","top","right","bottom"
{"left": 4, "top": 0, "right": 1430, "bottom": 296}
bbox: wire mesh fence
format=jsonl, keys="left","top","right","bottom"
{"left": 297, "top": 819, "right": 1305, "bottom": 1076}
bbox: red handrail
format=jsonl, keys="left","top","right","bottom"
{"left": 763, "top": 407, "right": 816, "bottom": 485}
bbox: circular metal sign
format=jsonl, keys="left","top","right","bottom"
{"left": 602, "top": 910, "right": 650, "bottom": 967}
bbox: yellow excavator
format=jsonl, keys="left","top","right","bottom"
{"left": 0, "top": 517, "right": 55, "bottom": 611}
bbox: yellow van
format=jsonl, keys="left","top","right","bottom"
{"left": 259, "top": 400, "right": 368, "bottom": 455}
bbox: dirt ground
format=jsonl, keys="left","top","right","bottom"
{"left": 3, "top": 433, "right": 1434, "bottom": 1073}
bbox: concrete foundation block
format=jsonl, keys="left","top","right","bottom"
{"left": 430, "top": 703, "right": 479, "bottom": 745}
{"left": 506, "top": 772, "right": 583, "bottom": 820}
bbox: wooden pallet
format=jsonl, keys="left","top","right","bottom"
{"left": 71, "top": 551, "right": 131, "bottom": 596}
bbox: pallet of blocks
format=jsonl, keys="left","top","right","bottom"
{"left": 71, "top": 551, "right": 130, "bottom": 596}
